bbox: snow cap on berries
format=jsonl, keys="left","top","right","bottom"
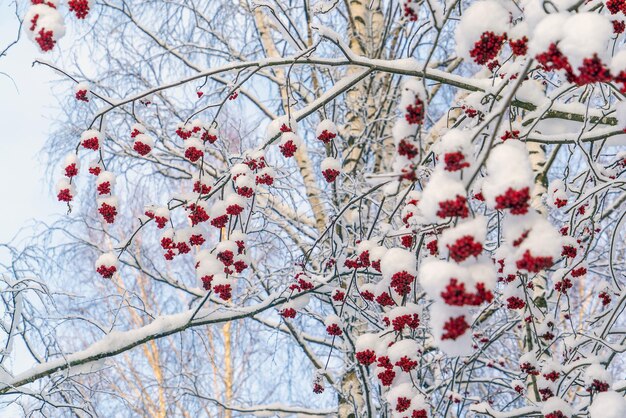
{"left": 133, "top": 133, "right": 154, "bottom": 156}
{"left": 541, "top": 397, "right": 572, "bottom": 418}
{"left": 316, "top": 119, "right": 338, "bottom": 143}
{"left": 324, "top": 314, "right": 343, "bottom": 336}
{"left": 380, "top": 248, "right": 417, "bottom": 282}
{"left": 95, "top": 252, "right": 117, "bottom": 278}
{"left": 547, "top": 179, "right": 568, "bottom": 209}
{"left": 482, "top": 140, "right": 533, "bottom": 214}
{"left": 584, "top": 363, "right": 613, "bottom": 391}
{"left": 429, "top": 302, "right": 473, "bottom": 356}
{"left": 88, "top": 159, "right": 103, "bottom": 176}
{"left": 503, "top": 213, "right": 562, "bottom": 273}
{"left": 96, "top": 171, "right": 116, "bottom": 195}
{"left": 153, "top": 206, "right": 170, "bottom": 229}
{"left": 418, "top": 169, "right": 468, "bottom": 222}
{"left": 438, "top": 217, "right": 487, "bottom": 263}
{"left": 74, "top": 82, "right": 89, "bottom": 102}
{"left": 24, "top": 4, "right": 66, "bottom": 52}
{"left": 255, "top": 166, "right": 276, "bottom": 186}
{"left": 97, "top": 196, "right": 118, "bottom": 224}
{"left": 62, "top": 153, "right": 80, "bottom": 178}
{"left": 184, "top": 138, "right": 204, "bottom": 162}
{"left": 278, "top": 132, "right": 301, "bottom": 158}
{"left": 531, "top": 13, "right": 612, "bottom": 71}
{"left": 234, "top": 174, "right": 256, "bottom": 198}
{"left": 81, "top": 129, "right": 103, "bottom": 151}
{"left": 454, "top": 1, "right": 509, "bottom": 63}
{"left": 386, "top": 382, "right": 418, "bottom": 414}
{"left": 387, "top": 339, "right": 419, "bottom": 372}
{"left": 266, "top": 115, "right": 297, "bottom": 139}
{"left": 321, "top": 157, "right": 341, "bottom": 183}
{"left": 56, "top": 178, "right": 75, "bottom": 202}
{"left": 434, "top": 129, "right": 472, "bottom": 172}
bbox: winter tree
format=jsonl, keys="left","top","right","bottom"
{"left": 2, "top": 0, "right": 626, "bottom": 416}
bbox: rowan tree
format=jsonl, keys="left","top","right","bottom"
{"left": 2, "top": 0, "right": 626, "bottom": 417}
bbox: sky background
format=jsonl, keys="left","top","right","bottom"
{"left": 0, "top": 1, "right": 59, "bottom": 246}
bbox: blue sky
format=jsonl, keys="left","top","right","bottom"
{"left": 0, "top": 3, "right": 59, "bottom": 244}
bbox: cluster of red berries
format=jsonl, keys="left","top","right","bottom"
{"left": 213, "top": 284, "right": 232, "bottom": 300}
{"left": 57, "top": 189, "right": 73, "bottom": 202}
{"left": 317, "top": 129, "right": 336, "bottom": 144}
{"left": 390, "top": 271, "right": 416, "bottom": 296}
{"left": 516, "top": 250, "right": 554, "bottom": 273}
{"left": 376, "top": 292, "right": 396, "bottom": 307}
{"left": 384, "top": 313, "right": 420, "bottom": 332}
{"left": 98, "top": 202, "right": 117, "bottom": 224}
{"left": 507, "top": 296, "right": 526, "bottom": 310}
{"left": 509, "top": 37, "right": 528, "bottom": 56}
{"left": 440, "top": 279, "right": 493, "bottom": 307}
{"left": 520, "top": 362, "right": 539, "bottom": 375}
{"left": 587, "top": 379, "right": 610, "bottom": 393}
{"left": 469, "top": 31, "right": 506, "bottom": 65}
{"left": 405, "top": 98, "right": 425, "bottom": 125}
{"left": 288, "top": 273, "right": 315, "bottom": 293}
{"left": 68, "top": 0, "right": 91, "bottom": 19}
{"left": 599, "top": 291, "right": 612, "bottom": 306}
{"left": 443, "top": 152, "right": 470, "bottom": 172}
{"left": 538, "top": 387, "right": 554, "bottom": 401}
{"left": 494, "top": 187, "right": 530, "bottom": 215}
{"left": 561, "top": 244, "right": 577, "bottom": 258}
{"left": 36, "top": 28, "right": 56, "bottom": 52}
{"left": 543, "top": 370, "right": 561, "bottom": 382}
{"left": 322, "top": 168, "right": 340, "bottom": 183}
{"left": 184, "top": 146, "right": 204, "bottom": 163}
{"left": 355, "top": 349, "right": 377, "bottom": 366}
{"left": 447, "top": 236, "right": 482, "bottom": 262}
{"left": 554, "top": 277, "right": 573, "bottom": 293}
{"left": 344, "top": 250, "right": 373, "bottom": 270}
{"left": 133, "top": 140, "right": 152, "bottom": 156}
{"left": 75, "top": 89, "right": 89, "bottom": 102}
{"left": 402, "top": 1, "right": 419, "bottom": 21}
{"left": 537, "top": 43, "right": 615, "bottom": 87}
{"left": 607, "top": 0, "right": 626, "bottom": 14}
{"left": 426, "top": 239, "right": 438, "bottom": 256}
{"left": 279, "top": 139, "right": 298, "bottom": 158}
{"left": 96, "top": 265, "right": 116, "bottom": 279}
{"left": 332, "top": 290, "right": 345, "bottom": 302}
{"left": 462, "top": 106, "right": 479, "bottom": 118}
{"left": 436, "top": 195, "right": 469, "bottom": 219}
{"left": 441, "top": 315, "right": 470, "bottom": 340}
{"left": 500, "top": 130, "right": 520, "bottom": 141}
{"left": 401, "top": 235, "right": 414, "bottom": 249}
{"left": 280, "top": 307, "right": 296, "bottom": 318}
{"left": 82, "top": 136, "right": 100, "bottom": 150}
{"left": 398, "top": 139, "right": 419, "bottom": 159}
{"left": 326, "top": 323, "right": 342, "bottom": 336}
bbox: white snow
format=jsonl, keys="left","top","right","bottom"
{"left": 418, "top": 169, "right": 467, "bottom": 222}
{"left": 541, "top": 397, "right": 572, "bottom": 418}
{"left": 321, "top": 157, "right": 341, "bottom": 172}
{"left": 482, "top": 140, "right": 533, "bottom": 209}
{"left": 380, "top": 248, "right": 417, "bottom": 281}
{"left": 455, "top": 1, "right": 510, "bottom": 60}
{"left": 589, "top": 391, "right": 626, "bottom": 418}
